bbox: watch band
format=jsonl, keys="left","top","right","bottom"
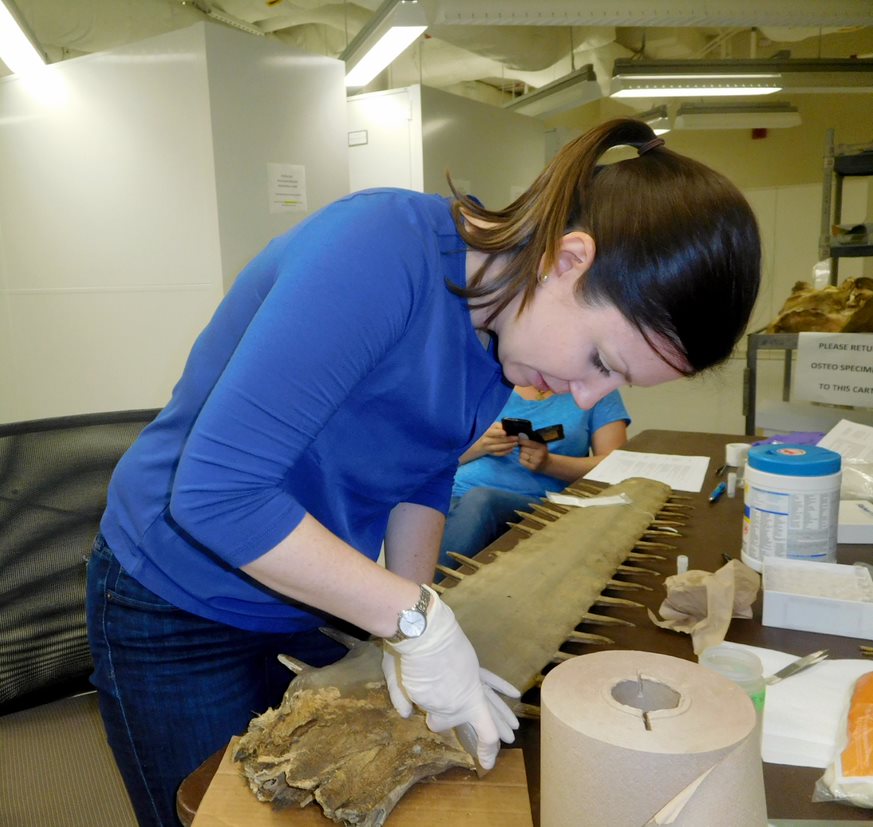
{"left": 386, "top": 584, "right": 432, "bottom": 644}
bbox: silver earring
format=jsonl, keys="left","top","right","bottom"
{"left": 537, "top": 272, "right": 549, "bottom": 284}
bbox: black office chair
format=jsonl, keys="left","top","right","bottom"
{"left": 0, "top": 410, "right": 158, "bottom": 827}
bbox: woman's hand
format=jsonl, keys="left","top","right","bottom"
{"left": 459, "top": 422, "right": 518, "bottom": 464}
{"left": 517, "top": 435, "right": 550, "bottom": 473}
{"left": 381, "top": 587, "right": 520, "bottom": 769}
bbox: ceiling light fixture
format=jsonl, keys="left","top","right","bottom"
{"left": 611, "top": 59, "right": 781, "bottom": 98}
{"left": 674, "top": 102, "right": 802, "bottom": 130}
{"left": 637, "top": 104, "right": 671, "bottom": 135}
{"left": 611, "top": 57, "right": 873, "bottom": 99}
{"left": 0, "top": 0, "right": 45, "bottom": 76}
{"left": 342, "top": 0, "right": 427, "bottom": 90}
{"left": 502, "top": 64, "right": 601, "bottom": 118}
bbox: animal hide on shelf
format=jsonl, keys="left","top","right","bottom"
{"left": 235, "top": 476, "right": 685, "bottom": 826}
{"left": 767, "top": 277, "right": 873, "bottom": 333}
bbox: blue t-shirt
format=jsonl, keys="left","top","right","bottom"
{"left": 451, "top": 390, "right": 629, "bottom": 501}
{"left": 101, "top": 189, "right": 512, "bottom": 632}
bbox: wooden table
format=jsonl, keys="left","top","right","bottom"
{"left": 179, "top": 429, "right": 873, "bottom": 825}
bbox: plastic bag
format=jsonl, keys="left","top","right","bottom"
{"left": 814, "top": 670, "right": 873, "bottom": 807}
{"left": 842, "top": 458, "right": 873, "bottom": 502}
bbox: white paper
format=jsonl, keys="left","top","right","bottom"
{"left": 583, "top": 450, "right": 710, "bottom": 493}
{"left": 267, "top": 162, "right": 307, "bottom": 213}
{"left": 818, "top": 418, "right": 873, "bottom": 462}
{"left": 795, "top": 333, "right": 873, "bottom": 407}
{"left": 718, "top": 642, "right": 873, "bottom": 768}
{"left": 545, "top": 492, "right": 632, "bottom": 508}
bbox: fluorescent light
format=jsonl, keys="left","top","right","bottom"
{"left": 612, "top": 72, "right": 780, "bottom": 98}
{"left": 637, "top": 104, "right": 671, "bottom": 135}
{"left": 343, "top": 0, "right": 427, "bottom": 89}
{"left": 611, "top": 58, "right": 782, "bottom": 98}
{"left": 611, "top": 57, "right": 873, "bottom": 98}
{"left": 0, "top": 0, "right": 45, "bottom": 76}
{"left": 502, "top": 65, "right": 601, "bottom": 118}
{"left": 674, "top": 102, "right": 802, "bottom": 130}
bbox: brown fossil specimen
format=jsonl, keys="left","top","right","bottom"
{"left": 766, "top": 277, "right": 873, "bottom": 333}
{"left": 235, "top": 476, "right": 679, "bottom": 826}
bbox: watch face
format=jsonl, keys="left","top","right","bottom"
{"left": 398, "top": 609, "right": 427, "bottom": 639}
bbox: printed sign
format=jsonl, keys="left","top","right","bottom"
{"left": 795, "top": 332, "right": 873, "bottom": 407}
{"left": 268, "top": 163, "right": 307, "bottom": 214}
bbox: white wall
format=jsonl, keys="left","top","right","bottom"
{"left": 0, "top": 25, "right": 222, "bottom": 423}
{"left": 347, "top": 86, "right": 424, "bottom": 193}
{"left": 419, "top": 85, "right": 546, "bottom": 207}
{"left": 0, "top": 22, "right": 348, "bottom": 423}
{"left": 347, "top": 84, "right": 545, "bottom": 205}
{"left": 203, "top": 24, "right": 348, "bottom": 290}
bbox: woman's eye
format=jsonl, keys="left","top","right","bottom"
{"left": 592, "top": 352, "right": 612, "bottom": 377}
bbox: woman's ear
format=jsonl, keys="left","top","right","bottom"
{"left": 554, "top": 231, "right": 595, "bottom": 277}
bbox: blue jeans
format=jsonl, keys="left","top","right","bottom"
{"left": 85, "top": 534, "right": 346, "bottom": 827}
{"left": 438, "top": 487, "right": 537, "bottom": 566}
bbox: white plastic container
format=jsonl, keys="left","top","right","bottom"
{"left": 741, "top": 444, "right": 841, "bottom": 573}
{"left": 762, "top": 557, "right": 873, "bottom": 639}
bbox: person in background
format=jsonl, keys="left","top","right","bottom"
{"left": 85, "top": 118, "right": 761, "bottom": 827}
{"left": 439, "top": 387, "right": 628, "bottom": 564}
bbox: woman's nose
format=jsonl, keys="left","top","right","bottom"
{"left": 570, "top": 375, "right": 622, "bottom": 410}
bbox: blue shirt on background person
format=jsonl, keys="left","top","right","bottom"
{"left": 440, "top": 387, "right": 629, "bottom": 564}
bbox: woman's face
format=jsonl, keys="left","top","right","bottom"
{"left": 490, "top": 275, "right": 688, "bottom": 411}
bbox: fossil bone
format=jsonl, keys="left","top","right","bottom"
{"left": 235, "top": 477, "right": 675, "bottom": 825}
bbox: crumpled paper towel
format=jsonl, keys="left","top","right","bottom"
{"left": 648, "top": 559, "right": 760, "bottom": 654}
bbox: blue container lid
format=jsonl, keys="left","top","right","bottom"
{"left": 748, "top": 444, "right": 841, "bottom": 477}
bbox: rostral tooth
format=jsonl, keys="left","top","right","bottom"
{"left": 445, "top": 551, "right": 484, "bottom": 570}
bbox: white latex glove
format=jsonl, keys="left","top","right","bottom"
{"left": 381, "top": 586, "right": 520, "bottom": 769}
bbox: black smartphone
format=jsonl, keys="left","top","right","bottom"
{"left": 501, "top": 417, "right": 534, "bottom": 438}
{"left": 501, "top": 418, "right": 564, "bottom": 444}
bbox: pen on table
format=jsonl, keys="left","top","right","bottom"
{"left": 708, "top": 481, "right": 727, "bottom": 503}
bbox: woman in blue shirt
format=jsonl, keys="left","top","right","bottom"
{"left": 86, "top": 118, "right": 761, "bottom": 826}
{"left": 440, "top": 387, "right": 629, "bottom": 563}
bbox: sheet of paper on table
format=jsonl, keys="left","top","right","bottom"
{"left": 719, "top": 642, "right": 873, "bottom": 768}
{"left": 818, "top": 418, "right": 873, "bottom": 462}
{"left": 583, "top": 449, "right": 710, "bottom": 493}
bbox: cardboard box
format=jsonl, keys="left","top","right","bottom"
{"left": 762, "top": 557, "right": 873, "bottom": 639}
{"left": 192, "top": 738, "right": 533, "bottom": 826}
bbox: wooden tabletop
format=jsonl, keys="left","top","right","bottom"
{"left": 178, "top": 429, "right": 873, "bottom": 825}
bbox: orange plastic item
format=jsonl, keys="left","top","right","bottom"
{"left": 840, "top": 672, "right": 873, "bottom": 777}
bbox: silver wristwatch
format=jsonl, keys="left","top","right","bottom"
{"left": 386, "top": 585, "right": 432, "bottom": 643}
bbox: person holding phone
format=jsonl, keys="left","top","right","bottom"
{"left": 439, "top": 386, "right": 629, "bottom": 564}
{"left": 86, "top": 118, "right": 760, "bottom": 827}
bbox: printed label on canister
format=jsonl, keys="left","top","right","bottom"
{"left": 741, "top": 444, "right": 841, "bottom": 572}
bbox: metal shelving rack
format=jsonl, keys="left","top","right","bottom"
{"left": 744, "top": 131, "right": 873, "bottom": 435}
{"left": 818, "top": 128, "right": 873, "bottom": 284}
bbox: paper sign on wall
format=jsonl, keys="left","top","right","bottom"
{"left": 795, "top": 332, "right": 873, "bottom": 407}
{"left": 268, "top": 163, "right": 307, "bottom": 213}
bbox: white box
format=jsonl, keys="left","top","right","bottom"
{"left": 762, "top": 558, "right": 873, "bottom": 639}
{"left": 838, "top": 500, "right": 873, "bottom": 544}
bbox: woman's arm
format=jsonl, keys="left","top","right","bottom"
{"left": 458, "top": 422, "right": 517, "bottom": 464}
{"left": 241, "top": 512, "right": 422, "bottom": 639}
{"left": 383, "top": 502, "right": 445, "bottom": 584}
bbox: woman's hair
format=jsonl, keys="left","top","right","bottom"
{"left": 450, "top": 118, "right": 761, "bottom": 374}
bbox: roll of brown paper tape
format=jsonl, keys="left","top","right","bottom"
{"left": 540, "top": 650, "right": 766, "bottom": 826}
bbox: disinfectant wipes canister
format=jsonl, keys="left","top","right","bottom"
{"left": 741, "top": 444, "right": 842, "bottom": 572}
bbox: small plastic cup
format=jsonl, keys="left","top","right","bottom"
{"left": 699, "top": 644, "right": 766, "bottom": 718}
